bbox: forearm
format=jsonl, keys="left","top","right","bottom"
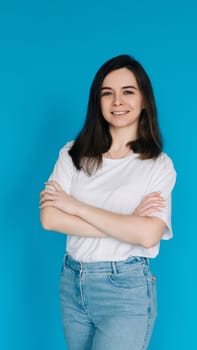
{"left": 40, "top": 207, "right": 107, "bottom": 238}
{"left": 40, "top": 181, "right": 166, "bottom": 246}
{"left": 76, "top": 203, "right": 166, "bottom": 248}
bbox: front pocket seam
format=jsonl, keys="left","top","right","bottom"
{"left": 107, "top": 274, "right": 146, "bottom": 289}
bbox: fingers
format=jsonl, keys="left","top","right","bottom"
{"left": 40, "top": 188, "right": 55, "bottom": 197}
{"left": 39, "top": 181, "right": 70, "bottom": 212}
{"left": 143, "top": 192, "right": 165, "bottom": 203}
{"left": 40, "top": 200, "right": 55, "bottom": 209}
{"left": 40, "top": 192, "right": 55, "bottom": 204}
{"left": 134, "top": 192, "right": 166, "bottom": 216}
{"left": 135, "top": 206, "right": 161, "bottom": 216}
{"left": 40, "top": 193, "right": 56, "bottom": 209}
{"left": 140, "top": 199, "right": 165, "bottom": 211}
{"left": 40, "top": 181, "right": 62, "bottom": 208}
{"left": 40, "top": 185, "right": 59, "bottom": 208}
{"left": 40, "top": 188, "right": 55, "bottom": 201}
{"left": 45, "top": 181, "right": 62, "bottom": 191}
{"left": 142, "top": 193, "right": 165, "bottom": 207}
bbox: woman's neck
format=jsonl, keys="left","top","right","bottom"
{"left": 109, "top": 126, "right": 137, "bottom": 152}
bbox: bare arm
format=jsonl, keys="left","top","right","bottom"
{"left": 75, "top": 203, "right": 166, "bottom": 248}
{"left": 40, "top": 207, "right": 107, "bottom": 238}
{"left": 40, "top": 181, "right": 166, "bottom": 247}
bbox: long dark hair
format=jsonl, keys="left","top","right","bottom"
{"left": 69, "top": 54, "right": 162, "bottom": 175}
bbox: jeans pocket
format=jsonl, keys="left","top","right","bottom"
{"left": 107, "top": 265, "right": 146, "bottom": 289}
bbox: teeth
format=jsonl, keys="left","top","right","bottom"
{"left": 112, "top": 111, "right": 128, "bottom": 115}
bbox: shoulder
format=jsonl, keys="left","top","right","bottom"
{"left": 145, "top": 152, "right": 177, "bottom": 193}
{"left": 49, "top": 141, "right": 75, "bottom": 189}
{"left": 59, "top": 140, "right": 75, "bottom": 156}
{"left": 56, "top": 140, "right": 75, "bottom": 166}
{"left": 152, "top": 152, "right": 177, "bottom": 188}
{"left": 154, "top": 152, "right": 176, "bottom": 172}
{"left": 61, "top": 140, "right": 75, "bottom": 152}
{"left": 136, "top": 152, "right": 176, "bottom": 175}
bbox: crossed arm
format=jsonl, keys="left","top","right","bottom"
{"left": 40, "top": 181, "right": 166, "bottom": 248}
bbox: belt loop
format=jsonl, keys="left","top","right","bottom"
{"left": 63, "top": 253, "right": 67, "bottom": 267}
{"left": 111, "top": 261, "right": 118, "bottom": 274}
{"left": 79, "top": 261, "right": 83, "bottom": 274}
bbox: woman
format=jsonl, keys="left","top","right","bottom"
{"left": 40, "top": 54, "right": 176, "bottom": 350}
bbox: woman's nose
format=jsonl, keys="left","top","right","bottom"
{"left": 112, "top": 93, "right": 123, "bottom": 106}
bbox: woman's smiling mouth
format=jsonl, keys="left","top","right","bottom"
{"left": 111, "top": 111, "right": 129, "bottom": 115}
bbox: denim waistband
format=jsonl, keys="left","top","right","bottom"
{"left": 63, "top": 254, "right": 149, "bottom": 273}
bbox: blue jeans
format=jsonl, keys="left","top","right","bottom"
{"left": 60, "top": 254, "right": 157, "bottom": 350}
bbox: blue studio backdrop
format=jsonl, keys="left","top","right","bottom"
{"left": 0, "top": 0, "right": 196, "bottom": 349}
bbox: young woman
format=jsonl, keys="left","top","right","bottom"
{"left": 40, "top": 54, "right": 176, "bottom": 350}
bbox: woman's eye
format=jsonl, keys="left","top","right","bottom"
{"left": 123, "top": 90, "right": 134, "bottom": 95}
{"left": 101, "top": 91, "right": 112, "bottom": 97}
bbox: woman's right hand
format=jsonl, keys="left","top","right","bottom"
{"left": 134, "top": 192, "right": 165, "bottom": 216}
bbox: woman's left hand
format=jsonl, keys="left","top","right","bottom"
{"left": 40, "top": 181, "right": 80, "bottom": 215}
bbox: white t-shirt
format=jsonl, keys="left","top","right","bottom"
{"left": 49, "top": 141, "right": 176, "bottom": 262}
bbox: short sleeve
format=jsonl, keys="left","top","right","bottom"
{"left": 146, "top": 153, "right": 176, "bottom": 240}
{"left": 48, "top": 141, "right": 74, "bottom": 193}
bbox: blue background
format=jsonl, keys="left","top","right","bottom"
{"left": 0, "top": 0, "right": 196, "bottom": 349}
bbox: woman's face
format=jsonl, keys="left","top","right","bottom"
{"left": 100, "top": 68, "right": 144, "bottom": 136}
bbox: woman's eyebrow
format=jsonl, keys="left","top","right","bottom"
{"left": 101, "top": 85, "right": 138, "bottom": 90}
{"left": 101, "top": 86, "right": 113, "bottom": 90}
{"left": 122, "top": 85, "right": 137, "bottom": 89}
